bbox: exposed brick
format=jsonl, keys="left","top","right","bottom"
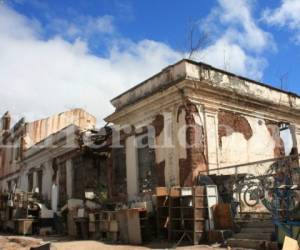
{"left": 178, "top": 102, "right": 208, "bottom": 186}
{"left": 179, "top": 158, "right": 193, "bottom": 186}
{"left": 265, "top": 120, "right": 285, "bottom": 157}
{"left": 218, "top": 110, "right": 253, "bottom": 147}
{"left": 151, "top": 114, "right": 164, "bottom": 137}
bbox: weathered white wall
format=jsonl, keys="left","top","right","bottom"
{"left": 218, "top": 116, "right": 276, "bottom": 175}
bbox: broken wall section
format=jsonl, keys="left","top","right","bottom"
{"left": 177, "top": 102, "right": 208, "bottom": 186}
{"left": 217, "top": 110, "right": 284, "bottom": 175}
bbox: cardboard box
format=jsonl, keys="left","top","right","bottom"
{"left": 181, "top": 187, "right": 192, "bottom": 196}
{"left": 155, "top": 187, "right": 168, "bottom": 196}
{"left": 194, "top": 186, "right": 206, "bottom": 196}
{"left": 170, "top": 187, "right": 180, "bottom": 197}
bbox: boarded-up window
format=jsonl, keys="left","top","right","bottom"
{"left": 58, "top": 162, "right": 67, "bottom": 207}
{"left": 73, "top": 156, "right": 85, "bottom": 199}
{"left": 72, "top": 155, "right": 108, "bottom": 199}
{"left": 112, "top": 147, "right": 126, "bottom": 196}
{"left": 28, "top": 173, "right": 33, "bottom": 192}
{"left": 137, "top": 136, "right": 156, "bottom": 193}
{"left": 37, "top": 169, "right": 43, "bottom": 194}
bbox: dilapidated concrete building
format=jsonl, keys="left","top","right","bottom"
{"left": 104, "top": 59, "right": 300, "bottom": 203}
{"left": 1, "top": 59, "right": 300, "bottom": 247}
{"left": 0, "top": 108, "right": 96, "bottom": 204}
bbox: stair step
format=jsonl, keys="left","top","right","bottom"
{"left": 238, "top": 212, "right": 272, "bottom": 220}
{"left": 228, "top": 238, "right": 278, "bottom": 250}
{"left": 238, "top": 221, "right": 274, "bottom": 228}
{"left": 241, "top": 227, "right": 274, "bottom": 234}
{"left": 234, "top": 232, "right": 272, "bottom": 241}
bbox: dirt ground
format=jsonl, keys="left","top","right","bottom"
{"left": 0, "top": 235, "right": 226, "bottom": 250}
{"left": 52, "top": 241, "right": 225, "bottom": 250}
{"left": 0, "top": 236, "right": 44, "bottom": 250}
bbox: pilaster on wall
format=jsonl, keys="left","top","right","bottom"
{"left": 125, "top": 136, "right": 138, "bottom": 201}
{"left": 204, "top": 107, "right": 220, "bottom": 174}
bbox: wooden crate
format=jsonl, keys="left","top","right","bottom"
{"left": 15, "top": 219, "right": 36, "bottom": 235}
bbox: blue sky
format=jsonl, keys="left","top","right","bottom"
{"left": 1, "top": 0, "right": 300, "bottom": 122}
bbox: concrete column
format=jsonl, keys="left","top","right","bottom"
{"left": 66, "top": 159, "right": 73, "bottom": 199}
{"left": 125, "top": 136, "right": 138, "bottom": 201}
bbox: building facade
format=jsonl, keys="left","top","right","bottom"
{"left": 105, "top": 59, "right": 300, "bottom": 203}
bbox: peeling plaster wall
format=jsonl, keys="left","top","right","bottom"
{"left": 186, "top": 62, "right": 300, "bottom": 110}
{"left": 24, "top": 108, "right": 96, "bottom": 149}
{"left": 217, "top": 112, "right": 278, "bottom": 175}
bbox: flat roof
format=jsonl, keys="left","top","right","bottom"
{"left": 111, "top": 59, "right": 300, "bottom": 103}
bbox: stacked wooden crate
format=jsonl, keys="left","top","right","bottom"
{"left": 156, "top": 186, "right": 208, "bottom": 245}
{"left": 156, "top": 187, "right": 169, "bottom": 239}
{"left": 140, "top": 209, "right": 152, "bottom": 242}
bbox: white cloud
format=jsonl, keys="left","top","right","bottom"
{"left": 0, "top": 1, "right": 273, "bottom": 125}
{"left": 218, "top": 0, "right": 273, "bottom": 52}
{"left": 196, "top": 0, "right": 273, "bottom": 79}
{"left": 262, "top": 0, "right": 300, "bottom": 43}
{"left": 0, "top": 4, "right": 181, "bottom": 124}
{"left": 199, "top": 36, "right": 267, "bottom": 79}
{"left": 48, "top": 15, "right": 115, "bottom": 40}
